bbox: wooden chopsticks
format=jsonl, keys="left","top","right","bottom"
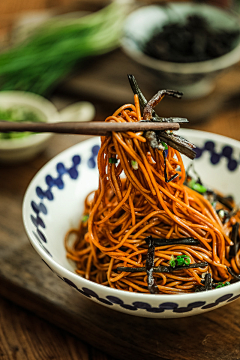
{"left": 0, "top": 121, "right": 180, "bottom": 137}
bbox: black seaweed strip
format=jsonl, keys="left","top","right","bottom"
{"left": 157, "top": 132, "right": 196, "bottom": 160}
{"left": 229, "top": 222, "right": 240, "bottom": 257}
{"left": 146, "top": 236, "right": 159, "bottom": 294}
{"left": 227, "top": 266, "right": 240, "bottom": 281}
{"left": 116, "top": 262, "right": 208, "bottom": 273}
{"left": 166, "top": 173, "right": 179, "bottom": 183}
{"left": 144, "top": 237, "right": 200, "bottom": 246}
{"left": 163, "top": 150, "right": 178, "bottom": 183}
{"left": 216, "top": 194, "right": 233, "bottom": 211}
{"left": 127, "top": 75, "right": 196, "bottom": 160}
{"left": 205, "top": 273, "right": 212, "bottom": 291}
{"left": 163, "top": 150, "right": 168, "bottom": 182}
{"left": 127, "top": 74, "right": 147, "bottom": 113}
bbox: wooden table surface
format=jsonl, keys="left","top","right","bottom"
{"left": 1, "top": 49, "right": 240, "bottom": 360}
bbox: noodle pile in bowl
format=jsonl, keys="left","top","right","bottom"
{"left": 65, "top": 79, "right": 240, "bottom": 295}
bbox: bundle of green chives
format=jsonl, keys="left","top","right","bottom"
{"left": 0, "top": 2, "right": 127, "bottom": 95}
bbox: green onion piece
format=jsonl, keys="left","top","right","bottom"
{"left": 82, "top": 214, "right": 89, "bottom": 223}
{"left": 131, "top": 160, "right": 138, "bottom": 170}
{"left": 184, "top": 257, "right": 191, "bottom": 265}
{"left": 169, "top": 255, "right": 176, "bottom": 268}
{"left": 188, "top": 179, "right": 207, "bottom": 194}
{"left": 188, "top": 179, "right": 196, "bottom": 188}
{"left": 216, "top": 281, "right": 230, "bottom": 288}
{"left": 109, "top": 158, "right": 118, "bottom": 164}
{"left": 161, "top": 141, "right": 168, "bottom": 150}
{"left": 193, "top": 183, "right": 207, "bottom": 193}
{"left": 176, "top": 255, "right": 191, "bottom": 266}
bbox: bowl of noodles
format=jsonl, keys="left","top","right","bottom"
{"left": 23, "top": 82, "right": 240, "bottom": 318}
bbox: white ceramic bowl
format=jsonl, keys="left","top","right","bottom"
{"left": 0, "top": 91, "right": 95, "bottom": 163}
{"left": 122, "top": 3, "right": 240, "bottom": 98}
{"left": 0, "top": 91, "right": 59, "bottom": 163}
{"left": 23, "top": 130, "right": 240, "bottom": 318}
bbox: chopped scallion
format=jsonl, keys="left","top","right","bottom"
{"left": 82, "top": 214, "right": 89, "bottom": 223}
{"left": 189, "top": 179, "right": 207, "bottom": 194}
{"left": 131, "top": 160, "right": 138, "bottom": 170}
{"left": 216, "top": 281, "right": 230, "bottom": 288}
{"left": 169, "top": 255, "right": 176, "bottom": 268}
{"left": 109, "top": 158, "right": 118, "bottom": 164}
{"left": 169, "top": 255, "right": 191, "bottom": 267}
{"left": 174, "top": 255, "right": 191, "bottom": 267}
{"left": 161, "top": 141, "right": 168, "bottom": 150}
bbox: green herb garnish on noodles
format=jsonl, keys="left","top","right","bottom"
{"left": 82, "top": 214, "right": 89, "bottom": 223}
{"left": 169, "top": 255, "right": 191, "bottom": 268}
{"left": 216, "top": 281, "right": 230, "bottom": 288}
{"left": 131, "top": 160, "right": 138, "bottom": 170}
{"left": 109, "top": 158, "right": 118, "bottom": 164}
{"left": 188, "top": 179, "right": 207, "bottom": 194}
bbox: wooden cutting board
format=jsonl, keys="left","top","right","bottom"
{"left": 1, "top": 134, "right": 240, "bottom": 360}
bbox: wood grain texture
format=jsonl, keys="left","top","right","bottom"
{"left": 0, "top": 297, "right": 90, "bottom": 360}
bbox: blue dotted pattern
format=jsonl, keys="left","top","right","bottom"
{"left": 195, "top": 141, "right": 239, "bottom": 171}
{"left": 48, "top": 273, "right": 239, "bottom": 314}
{"left": 36, "top": 155, "right": 81, "bottom": 201}
{"left": 87, "top": 145, "right": 100, "bottom": 169}
{"left": 30, "top": 146, "right": 99, "bottom": 258}
{"left": 30, "top": 155, "right": 81, "bottom": 253}
{"left": 201, "top": 294, "right": 234, "bottom": 309}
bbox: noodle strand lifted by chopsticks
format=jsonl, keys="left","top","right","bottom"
{"left": 65, "top": 94, "right": 236, "bottom": 294}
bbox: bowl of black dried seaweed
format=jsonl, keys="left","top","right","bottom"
{"left": 122, "top": 3, "right": 240, "bottom": 98}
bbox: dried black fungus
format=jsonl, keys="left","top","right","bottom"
{"left": 143, "top": 14, "right": 240, "bottom": 63}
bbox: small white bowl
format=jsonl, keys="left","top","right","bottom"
{"left": 122, "top": 3, "right": 240, "bottom": 98}
{"left": 23, "top": 129, "right": 240, "bottom": 318}
{"left": 0, "top": 92, "right": 95, "bottom": 163}
{"left": 0, "top": 91, "right": 58, "bottom": 163}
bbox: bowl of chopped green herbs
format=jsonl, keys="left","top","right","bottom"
{"left": 0, "top": 91, "right": 59, "bottom": 163}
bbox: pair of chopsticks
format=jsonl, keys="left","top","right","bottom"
{"left": 0, "top": 120, "right": 180, "bottom": 136}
